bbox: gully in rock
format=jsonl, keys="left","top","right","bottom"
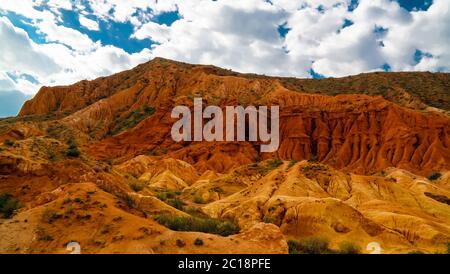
{"left": 171, "top": 97, "right": 280, "bottom": 152}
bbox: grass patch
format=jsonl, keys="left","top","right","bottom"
{"left": 128, "top": 179, "right": 146, "bottom": 192}
{"left": 42, "top": 208, "right": 62, "bottom": 224}
{"left": 288, "top": 237, "right": 333, "bottom": 254}
{"left": 3, "top": 139, "right": 14, "bottom": 146}
{"left": 287, "top": 160, "right": 298, "bottom": 170}
{"left": 0, "top": 193, "right": 22, "bottom": 218}
{"left": 48, "top": 151, "right": 57, "bottom": 161}
{"left": 36, "top": 227, "right": 53, "bottom": 241}
{"left": 259, "top": 159, "right": 283, "bottom": 175}
{"left": 156, "top": 190, "right": 185, "bottom": 210}
{"left": 155, "top": 214, "right": 239, "bottom": 236}
{"left": 339, "top": 241, "right": 361, "bottom": 254}
{"left": 110, "top": 106, "right": 156, "bottom": 135}
{"left": 193, "top": 194, "right": 206, "bottom": 204}
{"left": 408, "top": 250, "right": 425, "bottom": 254}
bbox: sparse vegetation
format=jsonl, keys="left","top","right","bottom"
{"left": 155, "top": 214, "right": 240, "bottom": 236}
{"left": 259, "top": 159, "right": 283, "bottom": 175}
{"left": 128, "top": 179, "right": 146, "bottom": 192}
{"left": 408, "top": 250, "right": 425, "bottom": 254}
{"left": 287, "top": 160, "right": 298, "bottom": 169}
{"left": 110, "top": 106, "right": 156, "bottom": 135}
{"left": 125, "top": 194, "right": 135, "bottom": 208}
{"left": 0, "top": 193, "right": 22, "bottom": 218}
{"left": 48, "top": 151, "right": 57, "bottom": 161}
{"left": 66, "top": 139, "right": 80, "bottom": 157}
{"left": 263, "top": 215, "right": 280, "bottom": 226}
{"left": 100, "top": 224, "right": 112, "bottom": 234}
{"left": 339, "top": 241, "right": 361, "bottom": 254}
{"left": 36, "top": 227, "right": 53, "bottom": 241}
{"left": 428, "top": 172, "right": 442, "bottom": 181}
{"left": 267, "top": 159, "right": 283, "bottom": 169}
{"left": 167, "top": 198, "right": 186, "bottom": 210}
{"left": 3, "top": 139, "right": 14, "bottom": 146}
{"left": 193, "top": 194, "right": 205, "bottom": 204}
{"left": 288, "top": 237, "right": 332, "bottom": 254}
{"left": 42, "top": 208, "right": 62, "bottom": 224}
{"left": 156, "top": 190, "right": 185, "bottom": 210}
{"left": 64, "top": 206, "right": 74, "bottom": 215}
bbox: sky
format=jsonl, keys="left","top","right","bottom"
{"left": 0, "top": 0, "right": 448, "bottom": 117}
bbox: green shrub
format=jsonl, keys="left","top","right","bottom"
{"left": 428, "top": 172, "right": 442, "bottom": 181}
{"left": 167, "top": 198, "right": 185, "bottom": 210}
{"left": 66, "top": 140, "right": 80, "bottom": 157}
{"left": 267, "top": 159, "right": 283, "bottom": 169}
{"left": 408, "top": 250, "right": 425, "bottom": 254}
{"left": 260, "top": 159, "right": 283, "bottom": 175}
{"left": 194, "top": 194, "right": 205, "bottom": 204}
{"left": 155, "top": 190, "right": 185, "bottom": 210}
{"left": 155, "top": 214, "right": 239, "bottom": 236}
{"left": 110, "top": 107, "right": 156, "bottom": 135}
{"left": 124, "top": 194, "right": 135, "bottom": 208}
{"left": 288, "top": 240, "right": 300, "bottom": 254}
{"left": 36, "top": 227, "right": 53, "bottom": 241}
{"left": 263, "top": 215, "right": 280, "bottom": 225}
{"left": 42, "top": 208, "right": 62, "bottom": 224}
{"left": 48, "top": 151, "right": 57, "bottom": 161}
{"left": 287, "top": 160, "right": 298, "bottom": 169}
{"left": 288, "top": 237, "right": 332, "bottom": 254}
{"left": 156, "top": 190, "right": 181, "bottom": 200}
{"left": 3, "top": 139, "right": 14, "bottom": 146}
{"left": 0, "top": 193, "right": 22, "bottom": 218}
{"left": 129, "top": 180, "right": 146, "bottom": 192}
{"left": 194, "top": 238, "right": 204, "bottom": 246}
{"left": 339, "top": 241, "right": 361, "bottom": 254}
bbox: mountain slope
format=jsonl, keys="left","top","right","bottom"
{"left": 1, "top": 57, "right": 449, "bottom": 254}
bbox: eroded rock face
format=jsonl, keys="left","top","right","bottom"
{"left": 201, "top": 161, "right": 450, "bottom": 253}
{"left": 83, "top": 91, "right": 450, "bottom": 176}
{"left": 17, "top": 58, "right": 450, "bottom": 176}
{"left": 273, "top": 92, "right": 450, "bottom": 175}
{"left": 2, "top": 57, "right": 449, "bottom": 254}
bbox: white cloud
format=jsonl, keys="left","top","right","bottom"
{"left": 0, "top": 16, "right": 60, "bottom": 77}
{"left": 0, "top": 72, "right": 16, "bottom": 91}
{"left": 1, "top": 0, "right": 450, "bottom": 103}
{"left": 79, "top": 15, "right": 99, "bottom": 31}
{"left": 133, "top": 21, "right": 171, "bottom": 43}
{"left": 35, "top": 19, "right": 96, "bottom": 51}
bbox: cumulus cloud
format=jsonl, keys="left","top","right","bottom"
{"left": 0, "top": 2, "right": 152, "bottom": 98}
{"left": 0, "top": 0, "right": 449, "bottom": 106}
{"left": 79, "top": 15, "right": 99, "bottom": 31}
{"left": 0, "top": 16, "right": 60, "bottom": 78}
{"left": 132, "top": 21, "right": 171, "bottom": 43}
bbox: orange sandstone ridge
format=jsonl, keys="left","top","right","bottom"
{"left": 17, "top": 58, "right": 449, "bottom": 175}
{"left": 0, "top": 57, "right": 449, "bottom": 254}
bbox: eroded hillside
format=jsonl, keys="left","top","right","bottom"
{"left": 1, "top": 58, "right": 449, "bottom": 254}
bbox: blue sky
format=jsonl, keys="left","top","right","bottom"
{"left": 0, "top": 0, "right": 448, "bottom": 117}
